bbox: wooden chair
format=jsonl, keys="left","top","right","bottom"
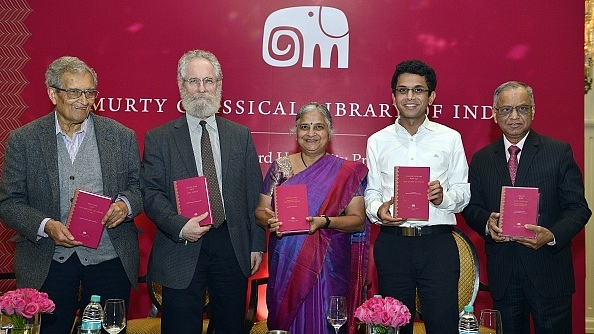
{"left": 244, "top": 277, "right": 269, "bottom": 334}
{"left": 412, "top": 228, "right": 481, "bottom": 333}
{"left": 125, "top": 274, "right": 161, "bottom": 334}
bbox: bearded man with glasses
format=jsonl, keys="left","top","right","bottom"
{"left": 140, "top": 49, "right": 264, "bottom": 333}
{"left": 0, "top": 56, "right": 143, "bottom": 334}
{"left": 462, "top": 81, "right": 591, "bottom": 334}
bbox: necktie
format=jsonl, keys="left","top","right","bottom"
{"left": 508, "top": 145, "right": 520, "bottom": 186}
{"left": 200, "top": 121, "right": 225, "bottom": 228}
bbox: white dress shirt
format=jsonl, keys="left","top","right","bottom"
{"left": 364, "top": 117, "right": 470, "bottom": 227}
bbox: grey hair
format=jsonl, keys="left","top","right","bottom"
{"left": 177, "top": 49, "right": 223, "bottom": 81}
{"left": 493, "top": 81, "right": 534, "bottom": 107}
{"left": 45, "top": 56, "right": 98, "bottom": 88}
{"left": 293, "top": 102, "right": 334, "bottom": 136}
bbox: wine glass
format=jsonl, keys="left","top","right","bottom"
{"left": 327, "top": 295, "right": 347, "bottom": 334}
{"left": 102, "top": 299, "right": 126, "bottom": 334}
{"left": 479, "top": 309, "right": 502, "bottom": 334}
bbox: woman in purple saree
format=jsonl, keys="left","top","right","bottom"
{"left": 255, "top": 103, "right": 369, "bottom": 334}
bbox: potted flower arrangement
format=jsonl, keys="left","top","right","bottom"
{"left": 0, "top": 288, "right": 55, "bottom": 334}
{"left": 354, "top": 295, "right": 411, "bottom": 334}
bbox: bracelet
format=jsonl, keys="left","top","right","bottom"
{"left": 320, "top": 215, "right": 331, "bottom": 229}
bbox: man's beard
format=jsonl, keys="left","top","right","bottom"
{"left": 180, "top": 88, "right": 222, "bottom": 118}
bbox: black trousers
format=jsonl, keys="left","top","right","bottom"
{"left": 40, "top": 255, "right": 131, "bottom": 334}
{"left": 373, "top": 229, "right": 459, "bottom": 334}
{"left": 161, "top": 223, "right": 247, "bottom": 334}
{"left": 493, "top": 253, "right": 572, "bottom": 334}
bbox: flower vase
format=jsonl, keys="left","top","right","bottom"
{"left": 0, "top": 314, "right": 41, "bottom": 334}
{"left": 366, "top": 324, "right": 399, "bottom": 334}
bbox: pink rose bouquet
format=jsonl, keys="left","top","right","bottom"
{"left": 354, "top": 296, "right": 411, "bottom": 333}
{"left": 0, "top": 288, "right": 55, "bottom": 331}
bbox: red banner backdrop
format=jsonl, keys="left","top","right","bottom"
{"left": 0, "top": 0, "right": 586, "bottom": 332}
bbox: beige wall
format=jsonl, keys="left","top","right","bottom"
{"left": 585, "top": 92, "right": 594, "bottom": 333}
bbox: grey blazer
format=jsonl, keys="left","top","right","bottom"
{"left": 141, "top": 115, "right": 265, "bottom": 289}
{"left": 0, "top": 112, "right": 143, "bottom": 289}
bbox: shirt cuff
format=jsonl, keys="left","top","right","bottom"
{"left": 115, "top": 195, "right": 132, "bottom": 219}
{"left": 38, "top": 218, "right": 50, "bottom": 240}
{"left": 547, "top": 235, "right": 556, "bottom": 246}
{"left": 367, "top": 201, "right": 383, "bottom": 224}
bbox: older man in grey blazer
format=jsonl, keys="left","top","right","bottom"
{"left": 0, "top": 56, "right": 143, "bottom": 334}
{"left": 141, "top": 49, "right": 265, "bottom": 333}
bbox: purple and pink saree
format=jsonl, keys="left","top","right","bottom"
{"left": 262, "top": 155, "right": 369, "bottom": 334}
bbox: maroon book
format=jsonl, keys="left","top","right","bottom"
{"left": 499, "top": 186, "right": 539, "bottom": 238}
{"left": 173, "top": 176, "right": 213, "bottom": 226}
{"left": 66, "top": 189, "right": 112, "bottom": 249}
{"left": 393, "top": 166, "right": 430, "bottom": 220}
{"left": 274, "top": 184, "right": 309, "bottom": 234}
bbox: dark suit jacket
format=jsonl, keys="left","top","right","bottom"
{"left": 461, "top": 130, "right": 591, "bottom": 300}
{"left": 0, "top": 112, "right": 143, "bottom": 289}
{"left": 141, "top": 115, "right": 265, "bottom": 289}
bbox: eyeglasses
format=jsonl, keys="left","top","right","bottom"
{"left": 493, "top": 105, "right": 533, "bottom": 117}
{"left": 183, "top": 77, "right": 218, "bottom": 89}
{"left": 393, "top": 87, "right": 430, "bottom": 95}
{"left": 52, "top": 87, "right": 99, "bottom": 100}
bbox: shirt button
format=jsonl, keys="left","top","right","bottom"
{"left": 70, "top": 176, "right": 75, "bottom": 180}
{"left": 59, "top": 257, "right": 64, "bottom": 260}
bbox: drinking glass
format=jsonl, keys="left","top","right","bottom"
{"left": 479, "top": 309, "right": 502, "bottom": 334}
{"left": 102, "top": 299, "right": 126, "bottom": 334}
{"left": 327, "top": 295, "right": 347, "bottom": 334}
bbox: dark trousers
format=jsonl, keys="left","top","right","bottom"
{"left": 373, "top": 229, "right": 459, "bottom": 334}
{"left": 493, "top": 254, "right": 572, "bottom": 334}
{"left": 161, "top": 223, "right": 247, "bottom": 334}
{"left": 40, "top": 255, "right": 131, "bottom": 334}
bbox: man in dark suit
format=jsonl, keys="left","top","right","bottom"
{"left": 461, "top": 81, "right": 591, "bottom": 334}
{"left": 141, "top": 49, "right": 265, "bottom": 333}
{"left": 0, "top": 56, "right": 143, "bottom": 334}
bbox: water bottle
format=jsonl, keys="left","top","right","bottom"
{"left": 81, "top": 295, "right": 104, "bottom": 333}
{"left": 458, "top": 304, "right": 479, "bottom": 334}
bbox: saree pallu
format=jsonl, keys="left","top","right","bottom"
{"left": 265, "top": 155, "right": 369, "bottom": 334}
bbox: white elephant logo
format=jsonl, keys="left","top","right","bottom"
{"left": 262, "top": 6, "right": 349, "bottom": 68}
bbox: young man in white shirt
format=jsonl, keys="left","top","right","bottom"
{"left": 364, "top": 59, "right": 470, "bottom": 334}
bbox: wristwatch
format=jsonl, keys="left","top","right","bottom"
{"left": 320, "top": 215, "right": 331, "bottom": 229}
